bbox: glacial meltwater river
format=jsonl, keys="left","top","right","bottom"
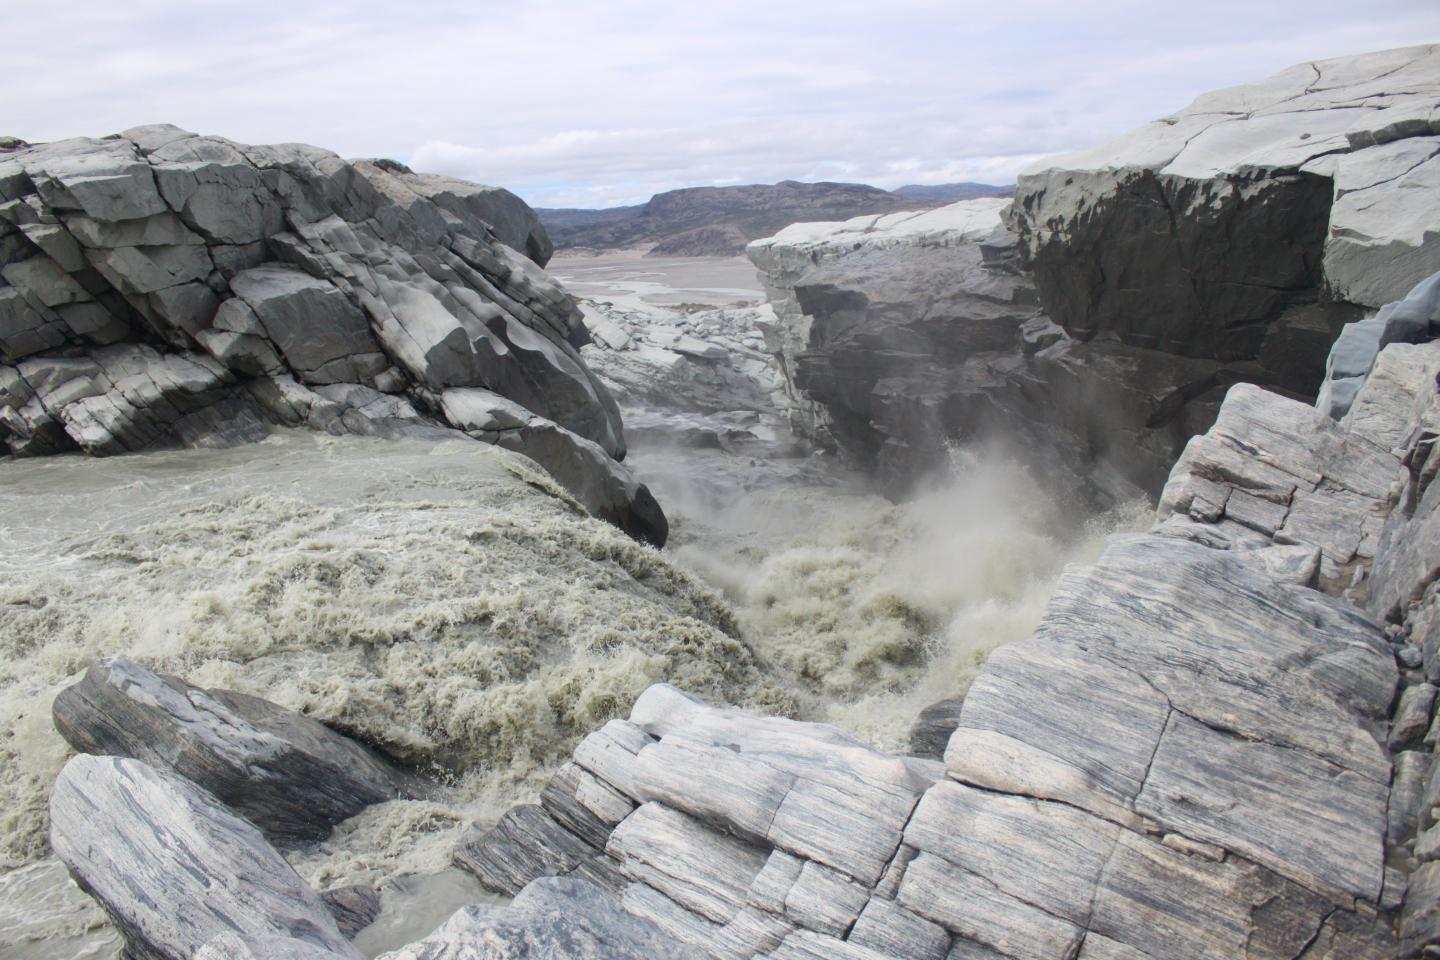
{"left": 0, "top": 253, "right": 1144, "bottom": 958}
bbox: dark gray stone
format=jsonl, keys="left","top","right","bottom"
{"left": 52, "top": 656, "right": 415, "bottom": 846}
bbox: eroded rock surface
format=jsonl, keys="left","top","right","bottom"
{"left": 52, "top": 657, "right": 414, "bottom": 846}
{"left": 1010, "top": 44, "right": 1440, "bottom": 360}
{"left": 49, "top": 755, "right": 359, "bottom": 960}
{"left": 0, "top": 126, "right": 665, "bottom": 543}
{"left": 446, "top": 353, "right": 1440, "bottom": 958}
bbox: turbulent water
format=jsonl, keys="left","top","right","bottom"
{"left": 1, "top": 253, "right": 1146, "bottom": 959}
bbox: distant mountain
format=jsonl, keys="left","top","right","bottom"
{"left": 893, "top": 182, "right": 1014, "bottom": 202}
{"left": 535, "top": 179, "right": 1013, "bottom": 256}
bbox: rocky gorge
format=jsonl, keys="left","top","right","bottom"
{"left": 4, "top": 41, "right": 1440, "bottom": 960}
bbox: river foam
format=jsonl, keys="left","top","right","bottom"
{"left": 0, "top": 431, "right": 782, "bottom": 883}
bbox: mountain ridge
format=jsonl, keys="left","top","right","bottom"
{"left": 536, "top": 179, "right": 1012, "bottom": 255}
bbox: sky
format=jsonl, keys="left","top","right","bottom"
{"left": 5, "top": 1, "right": 1439, "bottom": 209}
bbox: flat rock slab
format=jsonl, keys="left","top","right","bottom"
{"left": 52, "top": 656, "right": 414, "bottom": 845}
{"left": 49, "top": 754, "right": 358, "bottom": 960}
{"left": 948, "top": 532, "right": 1395, "bottom": 905}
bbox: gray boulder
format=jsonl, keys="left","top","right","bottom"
{"left": 52, "top": 657, "right": 415, "bottom": 846}
{"left": 1010, "top": 45, "right": 1440, "bottom": 370}
{"left": 374, "top": 877, "right": 708, "bottom": 960}
{"left": 0, "top": 126, "right": 662, "bottom": 543}
{"left": 49, "top": 754, "right": 359, "bottom": 960}
{"left": 440, "top": 387, "right": 667, "bottom": 545}
{"left": 1318, "top": 270, "right": 1440, "bottom": 418}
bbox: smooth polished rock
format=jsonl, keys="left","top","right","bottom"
{"left": 374, "top": 877, "right": 708, "bottom": 960}
{"left": 49, "top": 755, "right": 359, "bottom": 960}
{"left": 51, "top": 657, "right": 413, "bottom": 845}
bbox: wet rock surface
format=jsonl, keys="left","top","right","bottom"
{"left": 49, "top": 755, "right": 360, "bottom": 960}
{"left": 52, "top": 657, "right": 414, "bottom": 846}
{"left": 0, "top": 126, "right": 664, "bottom": 543}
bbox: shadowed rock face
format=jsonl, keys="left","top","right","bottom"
{"left": 1009, "top": 44, "right": 1440, "bottom": 367}
{"left": 49, "top": 755, "right": 361, "bottom": 960}
{"left": 52, "top": 657, "right": 416, "bottom": 847}
{"left": 1010, "top": 168, "right": 1335, "bottom": 361}
{"left": 0, "top": 124, "right": 667, "bottom": 544}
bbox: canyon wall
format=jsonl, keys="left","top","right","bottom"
{"left": 0, "top": 126, "right": 664, "bottom": 543}
{"left": 448, "top": 296, "right": 1440, "bottom": 959}
{"left": 750, "top": 44, "right": 1440, "bottom": 504}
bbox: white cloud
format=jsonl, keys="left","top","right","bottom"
{"left": 3, "top": 0, "right": 1438, "bottom": 207}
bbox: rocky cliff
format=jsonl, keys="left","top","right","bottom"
{"left": 0, "top": 125, "right": 665, "bottom": 543}
{"left": 441, "top": 277, "right": 1440, "bottom": 958}
{"left": 749, "top": 45, "right": 1440, "bottom": 504}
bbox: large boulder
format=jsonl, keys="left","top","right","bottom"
{"left": 747, "top": 200, "right": 1213, "bottom": 500}
{"left": 1009, "top": 44, "right": 1440, "bottom": 367}
{"left": 49, "top": 754, "right": 359, "bottom": 960}
{"left": 0, "top": 126, "right": 664, "bottom": 543}
{"left": 51, "top": 657, "right": 415, "bottom": 846}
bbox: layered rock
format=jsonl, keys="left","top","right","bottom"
{"left": 49, "top": 755, "right": 360, "bottom": 960}
{"left": 448, "top": 328, "right": 1440, "bottom": 956}
{"left": 48, "top": 750, "right": 708, "bottom": 960}
{"left": 374, "top": 877, "right": 709, "bottom": 960}
{"left": 1009, "top": 44, "right": 1440, "bottom": 370}
{"left": 747, "top": 200, "right": 1215, "bottom": 499}
{"left": 0, "top": 126, "right": 665, "bottom": 543}
{"left": 51, "top": 657, "right": 415, "bottom": 846}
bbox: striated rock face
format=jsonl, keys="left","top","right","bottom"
{"left": 750, "top": 47, "right": 1440, "bottom": 502}
{"left": 1009, "top": 44, "right": 1440, "bottom": 367}
{"left": 748, "top": 200, "right": 1221, "bottom": 499}
{"left": 448, "top": 337, "right": 1440, "bottom": 957}
{"left": 49, "top": 755, "right": 360, "bottom": 960}
{"left": 51, "top": 657, "right": 416, "bottom": 847}
{"left": 0, "top": 125, "right": 666, "bottom": 544}
{"left": 375, "top": 877, "right": 709, "bottom": 960}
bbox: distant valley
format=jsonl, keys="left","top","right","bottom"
{"left": 536, "top": 179, "right": 1012, "bottom": 255}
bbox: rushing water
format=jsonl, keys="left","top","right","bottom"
{"left": 0, "top": 253, "right": 1145, "bottom": 958}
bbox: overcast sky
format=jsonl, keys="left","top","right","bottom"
{"left": 6, "top": 2, "right": 1439, "bottom": 208}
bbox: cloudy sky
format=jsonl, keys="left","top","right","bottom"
{"left": 6, "top": 1, "right": 1439, "bottom": 208}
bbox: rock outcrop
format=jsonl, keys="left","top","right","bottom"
{"left": 51, "top": 657, "right": 415, "bottom": 846}
{"left": 1010, "top": 44, "right": 1440, "bottom": 376}
{"left": 450, "top": 308, "right": 1440, "bottom": 956}
{"left": 748, "top": 200, "right": 1211, "bottom": 499}
{"left": 49, "top": 754, "right": 360, "bottom": 960}
{"left": 749, "top": 46, "right": 1440, "bottom": 503}
{"left": 0, "top": 126, "right": 666, "bottom": 544}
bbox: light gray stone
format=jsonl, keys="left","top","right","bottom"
{"left": 51, "top": 656, "right": 414, "bottom": 846}
{"left": 49, "top": 755, "right": 358, "bottom": 960}
{"left": 375, "top": 877, "right": 707, "bottom": 960}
